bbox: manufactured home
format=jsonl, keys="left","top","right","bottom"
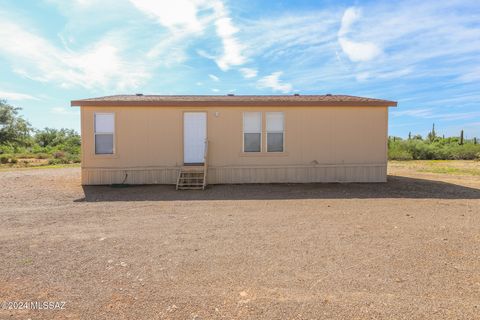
{"left": 71, "top": 94, "right": 397, "bottom": 189}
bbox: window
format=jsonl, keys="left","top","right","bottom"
{"left": 266, "top": 112, "right": 284, "bottom": 152}
{"left": 94, "top": 113, "right": 114, "bottom": 154}
{"left": 243, "top": 112, "right": 262, "bottom": 152}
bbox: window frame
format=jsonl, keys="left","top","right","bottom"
{"left": 266, "top": 112, "right": 285, "bottom": 153}
{"left": 94, "top": 112, "right": 115, "bottom": 155}
{"left": 242, "top": 112, "right": 262, "bottom": 153}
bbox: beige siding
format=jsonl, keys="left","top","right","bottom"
{"left": 81, "top": 105, "right": 388, "bottom": 184}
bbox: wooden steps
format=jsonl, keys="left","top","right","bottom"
{"left": 176, "top": 166, "right": 206, "bottom": 190}
{"left": 176, "top": 140, "right": 209, "bottom": 190}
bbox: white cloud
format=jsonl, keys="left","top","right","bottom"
{"left": 356, "top": 67, "right": 413, "bottom": 82}
{"left": 71, "top": 0, "right": 95, "bottom": 7}
{"left": 338, "top": 7, "right": 381, "bottom": 62}
{"left": 211, "top": 1, "right": 246, "bottom": 70}
{"left": 392, "top": 108, "right": 434, "bottom": 118}
{"left": 50, "top": 107, "right": 78, "bottom": 115}
{"left": 457, "top": 67, "right": 480, "bottom": 82}
{"left": 257, "top": 71, "right": 292, "bottom": 93}
{"left": 145, "top": 33, "right": 191, "bottom": 65}
{"left": 242, "top": 11, "right": 338, "bottom": 60}
{"left": 0, "top": 91, "right": 39, "bottom": 101}
{"left": 129, "top": 0, "right": 245, "bottom": 71}
{"left": 0, "top": 17, "right": 150, "bottom": 90}
{"left": 208, "top": 74, "right": 219, "bottom": 81}
{"left": 240, "top": 1, "right": 480, "bottom": 95}
{"left": 338, "top": 7, "right": 360, "bottom": 37}
{"left": 129, "top": 0, "right": 204, "bottom": 32}
{"left": 196, "top": 49, "right": 215, "bottom": 60}
{"left": 392, "top": 108, "right": 480, "bottom": 122}
{"left": 239, "top": 68, "right": 258, "bottom": 79}
{"left": 211, "top": 88, "right": 220, "bottom": 92}
{"left": 338, "top": 38, "right": 381, "bottom": 62}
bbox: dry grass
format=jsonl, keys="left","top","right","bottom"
{"left": 0, "top": 162, "right": 80, "bottom": 171}
{"left": 389, "top": 160, "right": 480, "bottom": 175}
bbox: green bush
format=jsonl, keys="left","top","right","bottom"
{"left": 35, "top": 153, "right": 49, "bottom": 159}
{"left": 2, "top": 101, "right": 81, "bottom": 164}
{"left": 388, "top": 148, "right": 413, "bottom": 160}
{"left": 0, "top": 155, "right": 18, "bottom": 164}
{"left": 48, "top": 158, "right": 69, "bottom": 165}
{"left": 388, "top": 140, "right": 413, "bottom": 160}
{"left": 52, "top": 151, "right": 65, "bottom": 159}
{"left": 15, "top": 153, "right": 36, "bottom": 159}
{"left": 0, "top": 144, "right": 15, "bottom": 155}
{"left": 388, "top": 137, "right": 480, "bottom": 160}
{"left": 66, "top": 153, "right": 81, "bottom": 163}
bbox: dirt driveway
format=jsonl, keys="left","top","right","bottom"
{"left": 1, "top": 165, "right": 479, "bottom": 319}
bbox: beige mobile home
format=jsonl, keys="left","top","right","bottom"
{"left": 71, "top": 94, "right": 397, "bottom": 188}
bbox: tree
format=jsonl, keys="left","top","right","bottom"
{"left": 413, "top": 134, "right": 423, "bottom": 140}
{"left": 459, "top": 130, "right": 464, "bottom": 145}
{"left": 0, "top": 100, "right": 32, "bottom": 146}
{"left": 34, "top": 128, "right": 80, "bottom": 148}
{"left": 408, "top": 132, "right": 411, "bottom": 140}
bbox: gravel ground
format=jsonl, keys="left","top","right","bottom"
{"left": 0, "top": 166, "right": 479, "bottom": 319}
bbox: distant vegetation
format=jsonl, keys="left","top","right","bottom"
{"left": 389, "top": 124, "right": 480, "bottom": 160}
{"left": 0, "top": 100, "right": 80, "bottom": 167}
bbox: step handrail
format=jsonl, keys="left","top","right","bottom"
{"left": 203, "top": 139, "right": 209, "bottom": 189}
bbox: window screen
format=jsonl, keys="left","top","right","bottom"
{"left": 94, "top": 113, "right": 114, "bottom": 154}
{"left": 243, "top": 112, "right": 261, "bottom": 152}
{"left": 95, "top": 134, "right": 114, "bottom": 154}
{"left": 266, "top": 112, "right": 284, "bottom": 152}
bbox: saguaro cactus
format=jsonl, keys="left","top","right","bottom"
{"left": 460, "top": 130, "right": 464, "bottom": 145}
{"left": 428, "top": 123, "right": 436, "bottom": 142}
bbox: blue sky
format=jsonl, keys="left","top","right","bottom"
{"left": 0, "top": 0, "right": 479, "bottom": 138}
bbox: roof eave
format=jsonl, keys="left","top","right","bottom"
{"left": 71, "top": 100, "right": 398, "bottom": 107}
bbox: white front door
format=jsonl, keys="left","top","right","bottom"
{"left": 183, "top": 112, "right": 207, "bottom": 164}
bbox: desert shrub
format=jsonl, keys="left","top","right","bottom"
{"left": 52, "top": 151, "right": 65, "bottom": 159}
{"left": 448, "top": 144, "right": 480, "bottom": 160}
{"left": 34, "top": 128, "right": 80, "bottom": 150}
{"left": 388, "top": 140, "right": 413, "bottom": 160}
{"left": 0, "top": 155, "right": 18, "bottom": 164}
{"left": 35, "top": 153, "right": 49, "bottom": 159}
{"left": 48, "top": 158, "right": 69, "bottom": 165}
{"left": 1, "top": 102, "right": 80, "bottom": 163}
{"left": 388, "top": 137, "right": 480, "bottom": 160}
{"left": 388, "top": 148, "right": 413, "bottom": 160}
{"left": 48, "top": 158, "right": 61, "bottom": 165}
{"left": 66, "top": 153, "right": 81, "bottom": 163}
{"left": 15, "top": 153, "right": 36, "bottom": 159}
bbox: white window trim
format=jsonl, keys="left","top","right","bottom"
{"left": 94, "top": 112, "right": 115, "bottom": 155}
{"left": 266, "top": 112, "right": 285, "bottom": 153}
{"left": 243, "top": 112, "right": 262, "bottom": 153}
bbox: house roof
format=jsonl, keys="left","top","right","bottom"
{"left": 71, "top": 94, "right": 397, "bottom": 107}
